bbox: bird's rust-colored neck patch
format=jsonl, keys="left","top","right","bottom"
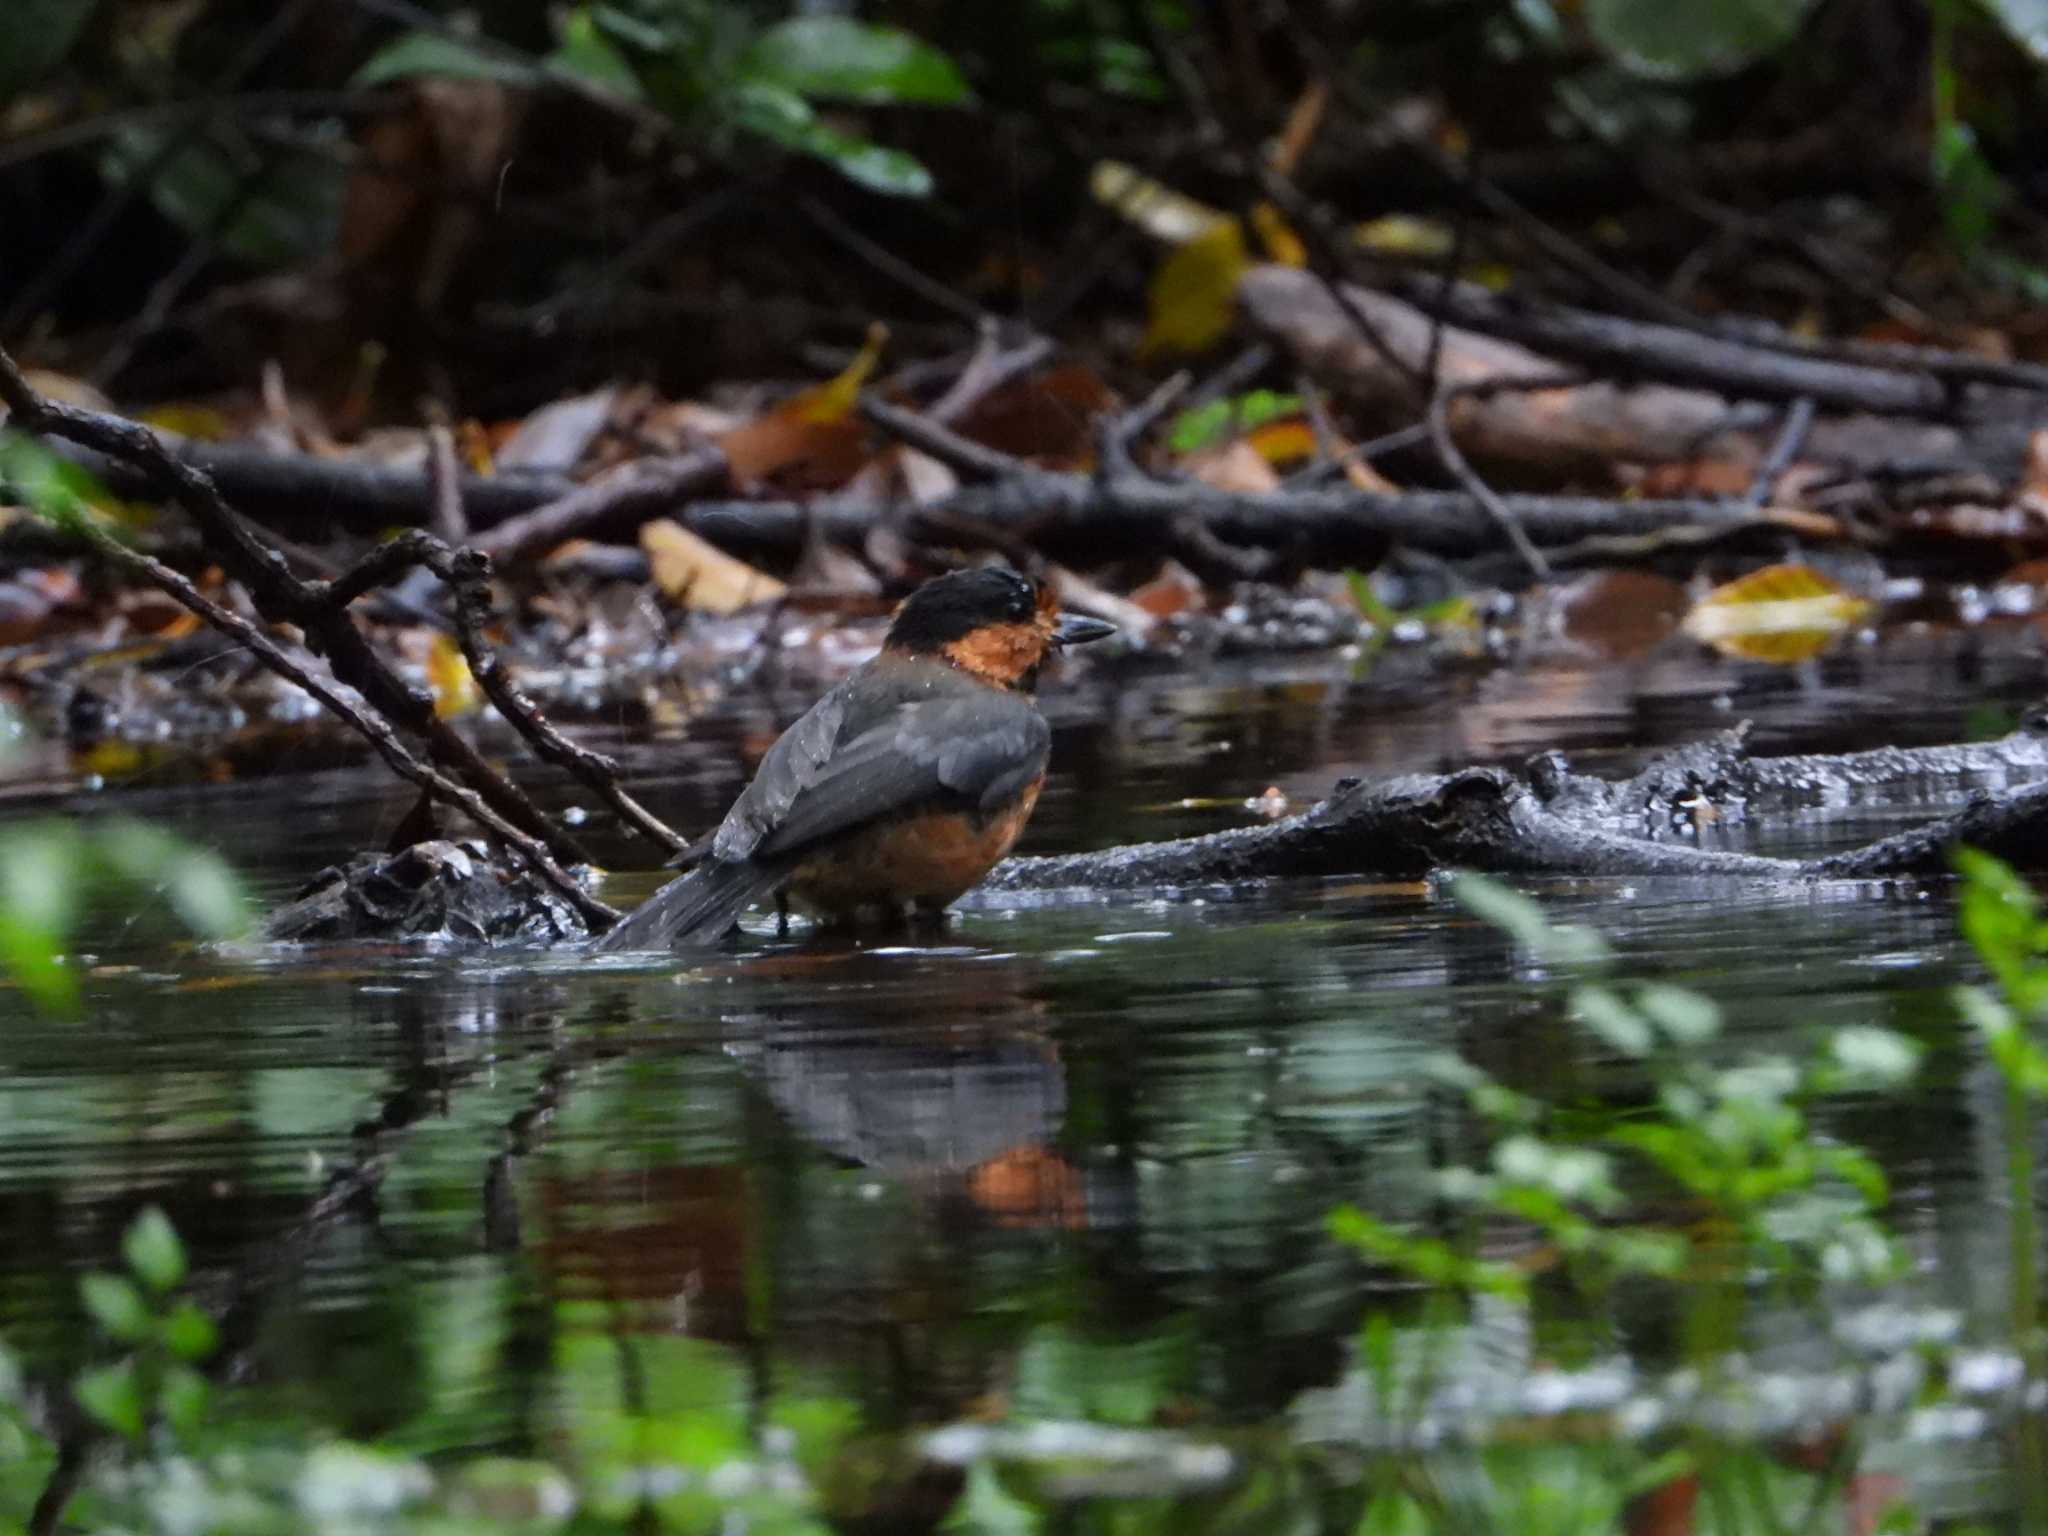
{"left": 941, "top": 618, "right": 1053, "bottom": 687}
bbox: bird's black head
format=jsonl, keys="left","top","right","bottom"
{"left": 885, "top": 567, "right": 1114, "bottom": 688}
{"left": 885, "top": 567, "right": 1040, "bottom": 651}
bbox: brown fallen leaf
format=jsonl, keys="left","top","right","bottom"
{"left": 1244, "top": 417, "right": 1318, "bottom": 467}
{"left": 952, "top": 363, "right": 1117, "bottom": 468}
{"left": 1129, "top": 560, "right": 1204, "bottom": 618}
{"left": 641, "top": 518, "right": 787, "bottom": 613}
{"left": 719, "top": 324, "right": 887, "bottom": 488}
{"left": 1562, "top": 570, "right": 1689, "bottom": 661}
{"left": 1682, "top": 563, "right": 1873, "bottom": 664}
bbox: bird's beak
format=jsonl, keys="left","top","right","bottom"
{"left": 1052, "top": 611, "right": 1117, "bottom": 648}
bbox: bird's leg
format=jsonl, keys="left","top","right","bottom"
{"left": 775, "top": 890, "right": 790, "bottom": 937}
{"left": 909, "top": 899, "right": 951, "bottom": 939}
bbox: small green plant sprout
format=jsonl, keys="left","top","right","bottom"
{"left": 74, "top": 1207, "right": 217, "bottom": 1444}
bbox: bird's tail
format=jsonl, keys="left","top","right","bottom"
{"left": 593, "top": 860, "right": 781, "bottom": 952}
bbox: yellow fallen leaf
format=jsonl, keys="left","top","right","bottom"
{"left": 458, "top": 419, "right": 495, "bottom": 475}
{"left": 1249, "top": 201, "right": 1306, "bottom": 267}
{"left": 1143, "top": 216, "right": 1247, "bottom": 358}
{"left": 1245, "top": 418, "right": 1318, "bottom": 466}
{"left": 1682, "top": 564, "right": 1873, "bottom": 664}
{"left": 641, "top": 518, "right": 788, "bottom": 614}
{"left": 789, "top": 321, "right": 888, "bottom": 425}
{"left": 427, "top": 632, "right": 479, "bottom": 718}
{"left": 1353, "top": 213, "right": 1455, "bottom": 259}
{"left": 1090, "top": 160, "right": 1226, "bottom": 242}
{"left": 139, "top": 403, "right": 233, "bottom": 440}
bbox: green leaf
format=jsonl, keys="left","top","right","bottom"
{"left": 1636, "top": 983, "right": 1721, "bottom": 1045}
{"left": 743, "top": 17, "right": 969, "bottom": 106}
{"left": 0, "top": 915, "right": 77, "bottom": 1018}
{"left": 123, "top": 1206, "right": 186, "bottom": 1294}
{"left": 733, "top": 81, "right": 933, "bottom": 197}
{"left": 160, "top": 1302, "right": 219, "bottom": 1363}
{"left": 158, "top": 1365, "right": 210, "bottom": 1437}
{"left": 1824, "top": 1026, "right": 1922, "bottom": 1091}
{"left": 0, "top": 0, "right": 100, "bottom": 101}
{"left": 75, "top": 1361, "right": 145, "bottom": 1440}
{"left": 547, "top": 7, "right": 645, "bottom": 100}
{"left": 1167, "top": 390, "right": 1303, "bottom": 454}
{"left": 1450, "top": 871, "right": 1611, "bottom": 967}
{"left": 1571, "top": 985, "right": 1652, "bottom": 1056}
{"left": 1933, "top": 119, "right": 2005, "bottom": 255}
{"left": 92, "top": 821, "right": 250, "bottom": 940}
{"left": 0, "top": 429, "right": 115, "bottom": 530}
{"left": 1584, "top": 0, "right": 1816, "bottom": 80}
{"left": 100, "top": 124, "right": 340, "bottom": 269}
{"left": 943, "top": 1464, "right": 1040, "bottom": 1536}
{"left": 352, "top": 30, "right": 536, "bottom": 88}
{"left": 1328, "top": 1205, "right": 1526, "bottom": 1297}
{"left": 80, "top": 1273, "right": 151, "bottom": 1343}
{"left": 0, "top": 821, "right": 85, "bottom": 934}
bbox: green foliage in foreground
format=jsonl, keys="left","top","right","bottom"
{"left": 10, "top": 857, "right": 2048, "bottom": 1533}
{"left": 0, "top": 815, "right": 249, "bottom": 1016}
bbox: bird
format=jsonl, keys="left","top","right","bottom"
{"left": 594, "top": 566, "right": 1115, "bottom": 951}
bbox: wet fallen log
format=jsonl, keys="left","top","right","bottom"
{"left": 1240, "top": 265, "right": 2020, "bottom": 480}
{"left": 984, "top": 725, "right": 2048, "bottom": 894}
{"left": 250, "top": 723, "right": 2048, "bottom": 944}
{"left": 42, "top": 420, "right": 1805, "bottom": 571}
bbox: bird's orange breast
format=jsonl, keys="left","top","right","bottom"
{"left": 786, "top": 775, "right": 1044, "bottom": 918}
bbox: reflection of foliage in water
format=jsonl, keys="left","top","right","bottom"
{"left": 12, "top": 864, "right": 2048, "bottom": 1532}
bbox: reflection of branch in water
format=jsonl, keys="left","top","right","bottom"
{"left": 484, "top": 1041, "right": 588, "bottom": 1253}
{"left": 25, "top": 1023, "right": 510, "bottom": 1536}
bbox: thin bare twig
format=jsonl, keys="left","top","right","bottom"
{"left": 926, "top": 329, "right": 1055, "bottom": 426}
{"left": 1425, "top": 370, "right": 1588, "bottom": 582}
{"left": 860, "top": 395, "right": 1033, "bottom": 480}
{"left": 798, "top": 196, "right": 989, "bottom": 329}
{"left": 427, "top": 425, "right": 470, "bottom": 542}
{"left": 1098, "top": 371, "right": 1193, "bottom": 477}
{"left": 422, "top": 453, "right": 690, "bottom": 857}
{"left": 0, "top": 344, "right": 589, "bottom": 868}
{"left": 472, "top": 448, "right": 727, "bottom": 567}
{"left": 48, "top": 514, "right": 617, "bottom": 928}
{"left": 1740, "top": 396, "right": 1817, "bottom": 513}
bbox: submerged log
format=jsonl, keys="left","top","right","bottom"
{"left": 985, "top": 723, "right": 2048, "bottom": 894}
{"left": 260, "top": 724, "right": 2048, "bottom": 944}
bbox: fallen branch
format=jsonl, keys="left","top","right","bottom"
{"left": 473, "top": 446, "right": 729, "bottom": 567}
{"left": 1382, "top": 273, "right": 1955, "bottom": 417}
{"left": 0, "top": 345, "right": 599, "bottom": 879}
{"left": 56, "top": 433, "right": 577, "bottom": 533}
{"left": 430, "top": 537, "right": 689, "bottom": 856}
{"left": 1242, "top": 265, "right": 1998, "bottom": 479}
{"left": 47, "top": 516, "right": 615, "bottom": 928}
{"left": 981, "top": 726, "right": 2048, "bottom": 893}
{"left": 680, "top": 475, "right": 1824, "bottom": 569}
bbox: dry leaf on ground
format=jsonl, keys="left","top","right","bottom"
{"left": 1682, "top": 563, "right": 1873, "bottom": 664}
{"left": 641, "top": 519, "right": 787, "bottom": 613}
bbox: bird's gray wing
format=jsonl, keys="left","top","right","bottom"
{"left": 710, "top": 680, "right": 854, "bottom": 862}
{"left": 748, "top": 695, "right": 1050, "bottom": 862}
